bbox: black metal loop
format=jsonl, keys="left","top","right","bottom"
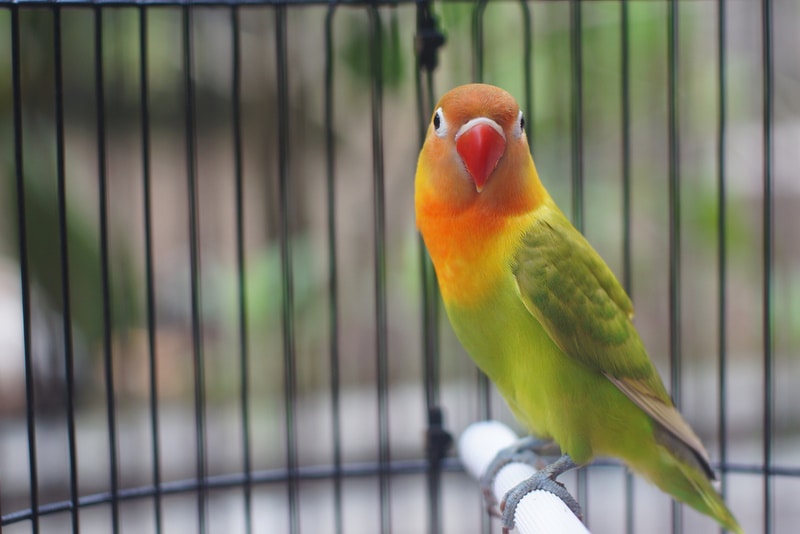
{"left": 414, "top": 0, "right": 445, "bottom": 73}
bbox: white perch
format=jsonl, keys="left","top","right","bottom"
{"left": 458, "top": 421, "right": 591, "bottom": 534}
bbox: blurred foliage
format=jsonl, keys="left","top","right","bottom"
{"left": 340, "top": 8, "right": 406, "bottom": 89}
{"left": 1, "top": 129, "right": 140, "bottom": 345}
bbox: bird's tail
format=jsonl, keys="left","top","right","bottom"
{"left": 641, "top": 446, "right": 743, "bottom": 534}
{"left": 675, "top": 458, "right": 743, "bottom": 534}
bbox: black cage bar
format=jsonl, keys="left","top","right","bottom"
{"left": 1, "top": 1, "right": 798, "bottom": 533}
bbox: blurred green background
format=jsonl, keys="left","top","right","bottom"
{"left": 0, "top": 1, "right": 798, "bottom": 533}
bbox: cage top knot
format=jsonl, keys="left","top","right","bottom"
{"left": 415, "top": 1, "right": 446, "bottom": 73}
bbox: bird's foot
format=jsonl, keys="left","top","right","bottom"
{"left": 480, "top": 436, "right": 559, "bottom": 516}
{"left": 500, "top": 454, "right": 583, "bottom": 533}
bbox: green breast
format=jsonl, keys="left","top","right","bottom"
{"left": 444, "top": 274, "right": 559, "bottom": 435}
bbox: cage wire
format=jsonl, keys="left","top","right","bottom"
{"left": 0, "top": 0, "right": 798, "bottom": 533}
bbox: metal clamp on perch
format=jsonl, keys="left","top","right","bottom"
{"left": 458, "top": 421, "right": 590, "bottom": 534}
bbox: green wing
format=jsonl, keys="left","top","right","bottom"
{"left": 512, "top": 208, "right": 712, "bottom": 475}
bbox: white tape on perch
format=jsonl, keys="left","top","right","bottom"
{"left": 458, "top": 421, "right": 591, "bottom": 534}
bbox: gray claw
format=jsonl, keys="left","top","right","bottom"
{"left": 499, "top": 454, "right": 583, "bottom": 531}
{"left": 479, "top": 437, "right": 556, "bottom": 515}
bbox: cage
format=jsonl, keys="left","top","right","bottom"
{"left": 0, "top": 0, "right": 798, "bottom": 533}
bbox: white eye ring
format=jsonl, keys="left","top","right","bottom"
{"left": 513, "top": 110, "right": 525, "bottom": 138}
{"left": 433, "top": 107, "right": 448, "bottom": 138}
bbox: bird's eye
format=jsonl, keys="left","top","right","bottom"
{"left": 433, "top": 107, "right": 447, "bottom": 138}
{"left": 512, "top": 110, "right": 526, "bottom": 139}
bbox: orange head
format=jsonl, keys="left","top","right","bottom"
{"left": 415, "top": 83, "right": 546, "bottom": 222}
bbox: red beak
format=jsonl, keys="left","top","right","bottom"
{"left": 456, "top": 121, "right": 506, "bottom": 192}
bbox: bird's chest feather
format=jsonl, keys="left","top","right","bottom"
{"left": 425, "top": 219, "right": 557, "bottom": 432}
{"left": 443, "top": 273, "right": 566, "bottom": 437}
{"left": 419, "top": 207, "right": 532, "bottom": 306}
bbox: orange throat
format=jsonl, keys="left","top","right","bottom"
{"left": 417, "top": 195, "right": 541, "bottom": 308}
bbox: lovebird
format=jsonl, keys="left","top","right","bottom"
{"left": 415, "top": 84, "right": 742, "bottom": 533}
